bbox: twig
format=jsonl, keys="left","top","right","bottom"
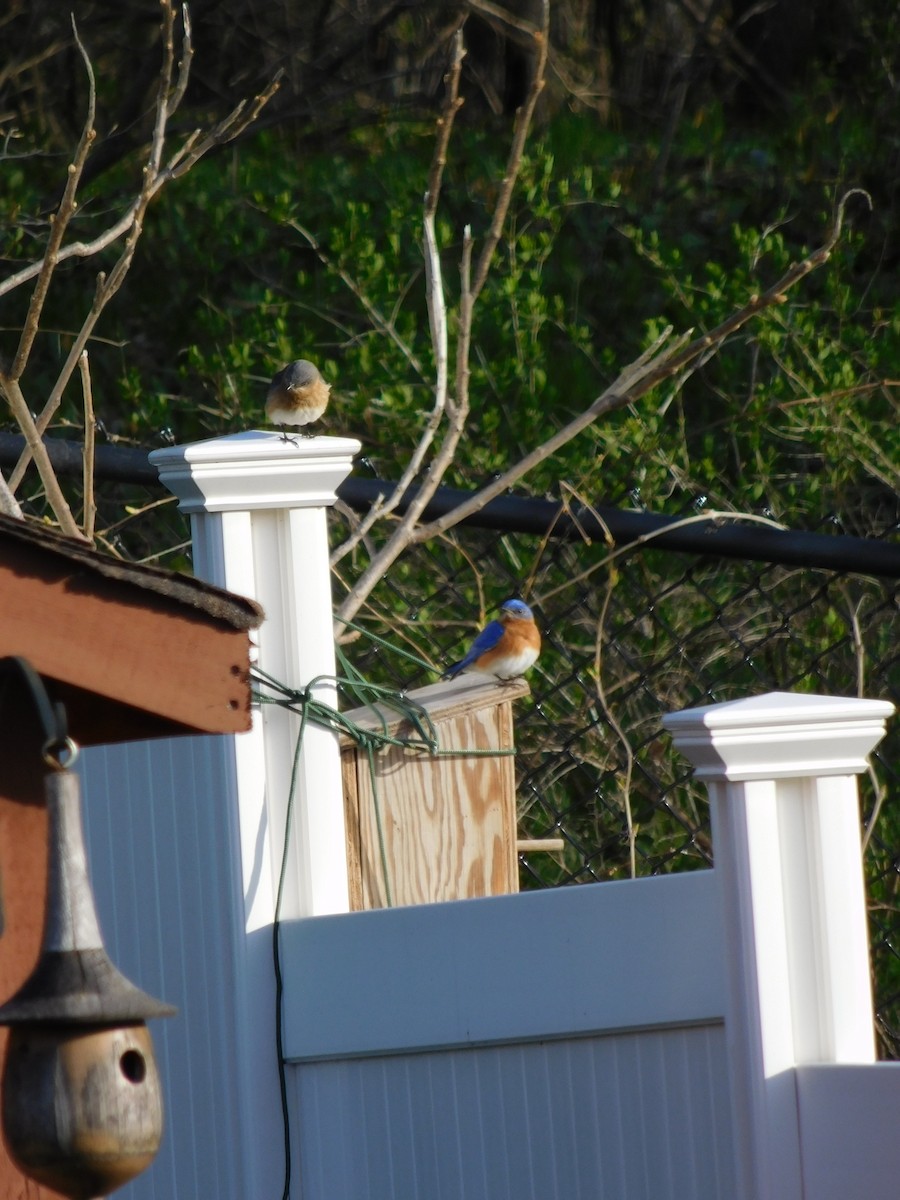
{"left": 0, "top": 66, "right": 280, "bottom": 306}
{"left": 466, "top": 0, "right": 544, "bottom": 47}
{"left": 593, "top": 571, "right": 637, "bottom": 878}
{"left": 0, "top": 65, "right": 278, "bottom": 308}
{"left": 96, "top": 492, "right": 177, "bottom": 537}
{"left": 288, "top": 219, "right": 425, "bottom": 379}
{"left": 80, "top": 351, "right": 96, "bottom": 541}
{"left": 424, "top": 29, "right": 466, "bottom": 220}
{"left": 0, "top": 204, "right": 141, "bottom": 302}
{"left": 4, "top": 2, "right": 281, "bottom": 497}
{"left": 0, "top": 472, "right": 23, "bottom": 519}
{"left": 414, "top": 324, "right": 687, "bottom": 539}
{"left": 7, "top": 19, "right": 96, "bottom": 382}
{"left": 167, "top": 3, "right": 194, "bottom": 118}
{"left": 335, "top": 8, "right": 550, "bottom": 623}
{"left": 839, "top": 581, "right": 887, "bottom": 856}
{"left": 331, "top": 31, "right": 465, "bottom": 569}
{"left": 539, "top": 509, "right": 787, "bottom": 603}
{"left": 470, "top": 0, "right": 549, "bottom": 302}
{"left": 0, "top": 21, "right": 94, "bottom": 532}
{"left": 0, "top": 377, "right": 83, "bottom": 537}
{"left": 413, "top": 189, "right": 872, "bottom": 540}
{"left": 862, "top": 762, "right": 887, "bottom": 854}
{"left": 0, "top": 40, "right": 68, "bottom": 93}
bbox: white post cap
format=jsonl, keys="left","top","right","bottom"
{"left": 663, "top": 691, "right": 894, "bottom": 781}
{"left": 149, "top": 430, "right": 362, "bottom": 513}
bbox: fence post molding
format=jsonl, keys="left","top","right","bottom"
{"left": 663, "top": 691, "right": 894, "bottom": 1200}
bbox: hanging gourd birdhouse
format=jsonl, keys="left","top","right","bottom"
{"left": 0, "top": 665, "right": 175, "bottom": 1200}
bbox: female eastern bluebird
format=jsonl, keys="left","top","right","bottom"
{"left": 266, "top": 359, "right": 331, "bottom": 439}
{"left": 443, "top": 598, "right": 541, "bottom": 681}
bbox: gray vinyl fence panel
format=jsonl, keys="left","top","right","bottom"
{"left": 290, "top": 1026, "right": 736, "bottom": 1200}
{"left": 79, "top": 737, "right": 735, "bottom": 1200}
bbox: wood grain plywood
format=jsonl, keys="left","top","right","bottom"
{"left": 342, "top": 677, "right": 527, "bottom": 908}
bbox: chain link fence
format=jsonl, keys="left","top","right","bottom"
{"left": 3, "top": 434, "right": 898, "bottom": 1053}
{"left": 332, "top": 483, "right": 900, "bottom": 1056}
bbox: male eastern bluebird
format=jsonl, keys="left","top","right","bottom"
{"left": 266, "top": 359, "right": 331, "bottom": 439}
{"left": 443, "top": 598, "right": 541, "bottom": 681}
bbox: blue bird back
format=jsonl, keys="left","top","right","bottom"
{"left": 449, "top": 619, "right": 504, "bottom": 675}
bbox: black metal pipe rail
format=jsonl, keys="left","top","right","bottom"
{"left": 0, "top": 433, "right": 157, "bottom": 486}
{"left": 342, "top": 477, "right": 900, "bottom": 580}
{"left": 2, "top": 433, "right": 898, "bottom": 579}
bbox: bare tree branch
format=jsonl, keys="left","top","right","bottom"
{"left": 0, "top": 377, "right": 83, "bottom": 536}
{"left": 7, "top": 22, "right": 96, "bottom": 382}
{"left": 470, "top": 1, "right": 549, "bottom": 302}
{"left": 167, "top": 3, "right": 194, "bottom": 118}
{"left": 424, "top": 28, "right": 466, "bottom": 220}
{"left": 412, "top": 188, "right": 873, "bottom": 541}
{"left": 592, "top": 569, "right": 637, "bottom": 877}
{"left": 288, "top": 219, "right": 425, "bottom": 380}
{"left": 2, "top": 0, "right": 281, "bottom": 515}
{"left": 0, "top": 205, "right": 139, "bottom": 302}
{"left": 335, "top": 8, "right": 550, "bottom": 623}
{"left": 0, "top": 40, "right": 67, "bottom": 93}
{"left": 466, "top": 0, "right": 544, "bottom": 44}
{"left": 0, "top": 473, "right": 23, "bottom": 519}
{"left": 80, "top": 351, "right": 97, "bottom": 541}
{"left": 0, "top": 68, "right": 280, "bottom": 304}
{"left": 0, "top": 22, "right": 102, "bottom": 534}
{"left": 330, "top": 30, "right": 466, "bottom": 570}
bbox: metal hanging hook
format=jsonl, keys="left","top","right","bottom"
{"left": 0, "top": 656, "right": 79, "bottom": 771}
{"left": 42, "top": 736, "right": 79, "bottom": 772}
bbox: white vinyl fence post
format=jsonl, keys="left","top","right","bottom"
{"left": 663, "top": 692, "right": 894, "bottom": 1200}
{"left": 149, "top": 429, "right": 360, "bottom": 1195}
{"left": 152, "top": 430, "right": 360, "bottom": 921}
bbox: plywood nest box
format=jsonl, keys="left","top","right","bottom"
{"left": 341, "top": 674, "right": 534, "bottom": 910}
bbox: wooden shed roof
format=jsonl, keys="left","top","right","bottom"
{"left": 0, "top": 512, "right": 262, "bottom": 629}
{"left": 0, "top": 513, "right": 264, "bottom": 743}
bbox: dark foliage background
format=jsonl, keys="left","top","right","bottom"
{"left": 2, "top": 0, "right": 898, "bottom": 1045}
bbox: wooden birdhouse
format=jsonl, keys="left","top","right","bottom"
{"left": 341, "top": 674, "right": 534, "bottom": 909}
